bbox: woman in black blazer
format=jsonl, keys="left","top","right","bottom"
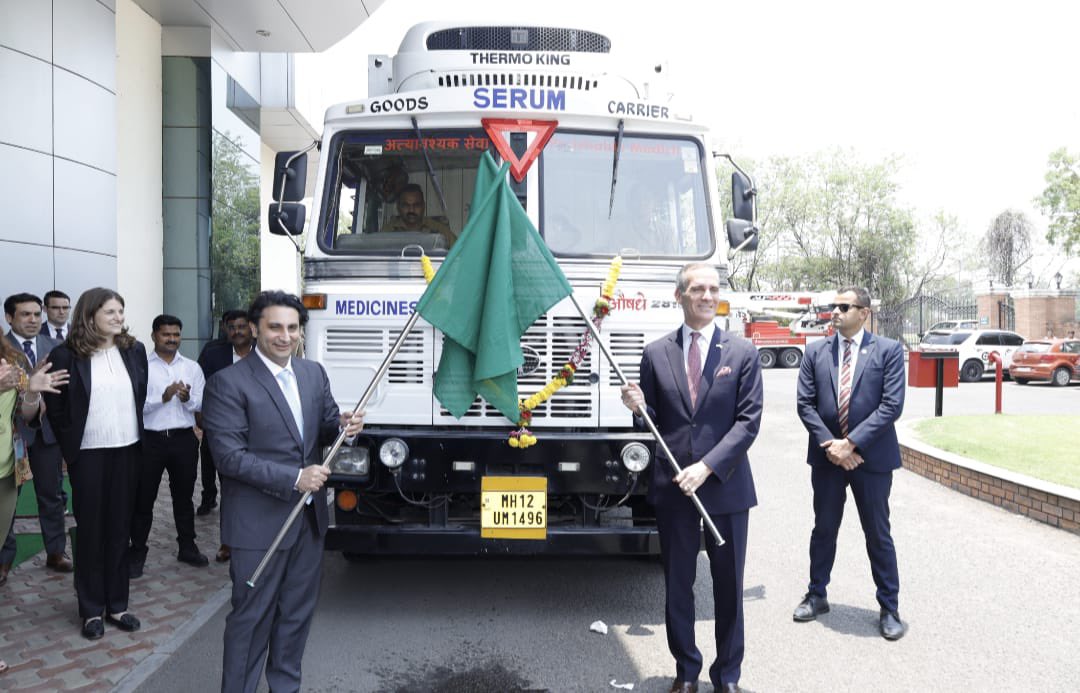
{"left": 44, "top": 288, "right": 147, "bottom": 640}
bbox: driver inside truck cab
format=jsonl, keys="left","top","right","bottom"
{"left": 382, "top": 183, "right": 456, "bottom": 247}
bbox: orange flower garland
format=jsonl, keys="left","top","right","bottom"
{"left": 509, "top": 255, "right": 622, "bottom": 448}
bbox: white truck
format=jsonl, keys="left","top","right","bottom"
{"left": 268, "top": 22, "right": 759, "bottom": 556}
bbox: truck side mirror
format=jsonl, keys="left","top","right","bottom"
{"left": 273, "top": 151, "right": 308, "bottom": 202}
{"left": 726, "top": 219, "right": 759, "bottom": 253}
{"left": 268, "top": 203, "right": 306, "bottom": 236}
{"left": 731, "top": 170, "right": 755, "bottom": 223}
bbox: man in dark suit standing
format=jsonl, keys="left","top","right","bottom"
{"left": 202, "top": 291, "right": 364, "bottom": 693}
{"left": 793, "top": 286, "right": 907, "bottom": 640}
{"left": 621, "top": 263, "right": 763, "bottom": 693}
{"left": 195, "top": 310, "right": 252, "bottom": 525}
{"left": 0, "top": 293, "right": 73, "bottom": 578}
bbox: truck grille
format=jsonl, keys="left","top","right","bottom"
{"left": 426, "top": 27, "right": 611, "bottom": 53}
{"left": 436, "top": 72, "right": 598, "bottom": 91}
{"left": 324, "top": 319, "right": 646, "bottom": 424}
{"left": 325, "top": 327, "right": 426, "bottom": 384}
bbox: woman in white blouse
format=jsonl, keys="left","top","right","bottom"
{"left": 44, "top": 288, "right": 148, "bottom": 641}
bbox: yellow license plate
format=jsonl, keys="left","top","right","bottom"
{"left": 481, "top": 476, "right": 547, "bottom": 540}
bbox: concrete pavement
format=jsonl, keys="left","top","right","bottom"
{"left": 0, "top": 487, "right": 231, "bottom": 692}
{"left": 2, "top": 372, "right": 1079, "bottom": 691}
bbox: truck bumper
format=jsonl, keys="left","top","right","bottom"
{"left": 325, "top": 524, "right": 661, "bottom": 555}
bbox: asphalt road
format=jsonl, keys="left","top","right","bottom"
{"left": 133, "top": 370, "right": 1080, "bottom": 692}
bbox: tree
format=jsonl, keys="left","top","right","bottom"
{"left": 1035, "top": 147, "right": 1080, "bottom": 255}
{"left": 980, "top": 209, "right": 1033, "bottom": 286}
{"left": 211, "top": 131, "right": 261, "bottom": 315}
{"left": 724, "top": 150, "right": 918, "bottom": 306}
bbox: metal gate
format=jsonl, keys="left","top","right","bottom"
{"left": 877, "top": 292, "right": 977, "bottom": 350}
{"left": 998, "top": 297, "right": 1015, "bottom": 332}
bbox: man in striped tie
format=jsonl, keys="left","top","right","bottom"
{"left": 794, "top": 286, "right": 908, "bottom": 640}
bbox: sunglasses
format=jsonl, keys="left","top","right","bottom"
{"left": 828, "top": 303, "right": 866, "bottom": 313}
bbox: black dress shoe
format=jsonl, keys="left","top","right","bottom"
{"left": 106, "top": 612, "right": 141, "bottom": 632}
{"left": 880, "top": 609, "right": 907, "bottom": 640}
{"left": 46, "top": 552, "right": 74, "bottom": 572}
{"left": 668, "top": 680, "right": 698, "bottom": 693}
{"left": 793, "top": 593, "right": 830, "bottom": 622}
{"left": 178, "top": 549, "right": 210, "bottom": 567}
{"left": 82, "top": 617, "right": 105, "bottom": 640}
{"left": 128, "top": 561, "right": 144, "bottom": 579}
{"left": 196, "top": 501, "right": 216, "bottom": 516}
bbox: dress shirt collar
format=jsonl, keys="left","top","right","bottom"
{"left": 838, "top": 328, "right": 865, "bottom": 349}
{"left": 148, "top": 348, "right": 188, "bottom": 367}
{"left": 254, "top": 346, "right": 293, "bottom": 378}
{"left": 681, "top": 321, "right": 716, "bottom": 347}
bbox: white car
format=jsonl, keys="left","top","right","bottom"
{"left": 919, "top": 329, "right": 1026, "bottom": 382}
{"left": 924, "top": 319, "right": 979, "bottom": 333}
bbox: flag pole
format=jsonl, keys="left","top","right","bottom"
{"left": 567, "top": 293, "right": 725, "bottom": 547}
{"left": 246, "top": 310, "right": 424, "bottom": 587}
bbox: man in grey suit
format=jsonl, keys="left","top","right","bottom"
{"left": 1, "top": 293, "right": 73, "bottom": 582}
{"left": 202, "top": 291, "right": 364, "bottom": 693}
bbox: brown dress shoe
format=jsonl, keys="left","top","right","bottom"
{"left": 669, "top": 681, "right": 698, "bottom": 693}
{"left": 46, "top": 553, "right": 74, "bottom": 573}
{"left": 215, "top": 545, "right": 231, "bottom": 563}
{"left": 0, "top": 562, "right": 11, "bottom": 586}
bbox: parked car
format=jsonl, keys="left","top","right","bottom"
{"left": 924, "top": 319, "right": 979, "bottom": 333}
{"left": 919, "top": 329, "right": 1026, "bottom": 382}
{"left": 1008, "top": 339, "right": 1080, "bottom": 386}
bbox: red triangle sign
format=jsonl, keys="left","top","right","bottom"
{"left": 482, "top": 118, "right": 558, "bottom": 183}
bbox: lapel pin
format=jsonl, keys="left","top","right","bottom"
{"left": 861, "top": 349, "right": 868, "bottom": 354}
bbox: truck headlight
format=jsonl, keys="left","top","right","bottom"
{"left": 329, "top": 446, "right": 369, "bottom": 476}
{"left": 620, "top": 442, "right": 651, "bottom": 473}
{"left": 379, "top": 438, "right": 409, "bottom": 469}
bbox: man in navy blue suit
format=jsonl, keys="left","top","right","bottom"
{"left": 793, "top": 286, "right": 907, "bottom": 640}
{"left": 621, "top": 262, "right": 763, "bottom": 693}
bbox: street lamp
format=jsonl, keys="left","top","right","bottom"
{"left": 1054, "top": 271, "right": 1063, "bottom": 290}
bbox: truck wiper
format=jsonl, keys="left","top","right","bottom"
{"left": 411, "top": 116, "right": 450, "bottom": 222}
{"left": 607, "top": 118, "right": 625, "bottom": 219}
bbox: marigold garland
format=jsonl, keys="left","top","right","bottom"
{"left": 419, "top": 252, "right": 624, "bottom": 449}
{"left": 510, "top": 255, "right": 623, "bottom": 448}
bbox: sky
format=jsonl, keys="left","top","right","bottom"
{"left": 305, "top": 0, "right": 1080, "bottom": 283}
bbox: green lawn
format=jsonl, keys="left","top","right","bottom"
{"left": 912, "top": 415, "right": 1080, "bottom": 489}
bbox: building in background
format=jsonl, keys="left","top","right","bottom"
{"left": 0, "top": 0, "right": 383, "bottom": 355}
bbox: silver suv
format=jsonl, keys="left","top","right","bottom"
{"left": 919, "top": 329, "right": 1026, "bottom": 382}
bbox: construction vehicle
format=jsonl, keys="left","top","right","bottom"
{"left": 720, "top": 292, "right": 834, "bottom": 368}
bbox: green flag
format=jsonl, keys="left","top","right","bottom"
{"left": 416, "top": 151, "right": 573, "bottom": 420}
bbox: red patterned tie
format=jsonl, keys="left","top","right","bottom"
{"left": 688, "top": 331, "right": 703, "bottom": 408}
{"left": 838, "top": 338, "right": 853, "bottom": 436}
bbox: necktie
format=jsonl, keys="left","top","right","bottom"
{"left": 276, "top": 369, "right": 304, "bottom": 440}
{"left": 687, "top": 331, "right": 703, "bottom": 408}
{"left": 838, "top": 338, "right": 853, "bottom": 436}
{"left": 55, "top": 326, "right": 64, "bottom": 340}
{"left": 22, "top": 340, "right": 36, "bottom": 368}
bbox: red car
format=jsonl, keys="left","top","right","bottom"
{"left": 1008, "top": 339, "right": 1080, "bottom": 386}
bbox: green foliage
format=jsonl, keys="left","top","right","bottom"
{"left": 722, "top": 150, "right": 917, "bottom": 305}
{"left": 211, "top": 131, "right": 261, "bottom": 315}
{"left": 1035, "top": 147, "right": 1080, "bottom": 255}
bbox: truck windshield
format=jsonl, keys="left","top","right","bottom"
{"left": 318, "top": 129, "right": 488, "bottom": 254}
{"left": 540, "top": 132, "right": 713, "bottom": 258}
{"left": 318, "top": 129, "right": 713, "bottom": 258}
